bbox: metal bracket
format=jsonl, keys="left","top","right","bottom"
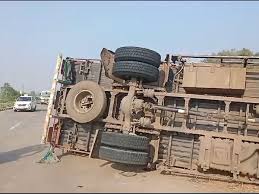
{"left": 183, "top": 97, "right": 190, "bottom": 129}
{"left": 189, "top": 64, "right": 194, "bottom": 72}
{"left": 198, "top": 135, "right": 212, "bottom": 171}
{"left": 79, "top": 61, "right": 91, "bottom": 75}
{"left": 89, "top": 129, "right": 100, "bottom": 158}
{"left": 223, "top": 101, "right": 231, "bottom": 133}
{"left": 231, "top": 138, "right": 241, "bottom": 180}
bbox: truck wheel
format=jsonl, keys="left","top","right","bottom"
{"left": 65, "top": 80, "right": 107, "bottom": 123}
{"left": 113, "top": 61, "right": 159, "bottom": 83}
{"left": 99, "top": 146, "right": 149, "bottom": 165}
{"left": 101, "top": 132, "right": 150, "bottom": 152}
{"left": 115, "top": 47, "right": 161, "bottom": 68}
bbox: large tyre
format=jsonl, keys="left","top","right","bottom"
{"left": 65, "top": 80, "right": 107, "bottom": 123}
{"left": 113, "top": 61, "right": 159, "bottom": 83}
{"left": 101, "top": 132, "right": 150, "bottom": 152}
{"left": 99, "top": 146, "right": 149, "bottom": 165}
{"left": 115, "top": 47, "right": 161, "bottom": 68}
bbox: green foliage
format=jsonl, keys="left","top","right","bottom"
{"left": 0, "top": 101, "right": 15, "bottom": 109}
{"left": 0, "top": 83, "right": 20, "bottom": 103}
{"left": 217, "top": 48, "right": 253, "bottom": 56}
{"left": 203, "top": 48, "right": 259, "bottom": 63}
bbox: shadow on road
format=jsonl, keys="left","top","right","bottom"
{"left": 32, "top": 104, "right": 47, "bottom": 112}
{"left": 0, "top": 144, "right": 48, "bottom": 164}
{"left": 110, "top": 163, "right": 147, "bottom": 174}
{"left": 99, "top": 161, "right": 148, "bottom": 176}
{"left": 34, "top": 108, "right": 47, "bottom": 112}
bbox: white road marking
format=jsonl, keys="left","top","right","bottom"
{"left": 9, "top": 122, "right": 22, "bottom": 131}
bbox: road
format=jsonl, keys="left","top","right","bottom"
{"left": 0, "top": 105, "right": 258, "bottom": 193}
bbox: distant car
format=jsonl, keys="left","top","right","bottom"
{"left": 13, "top": 95, "right": 37, "bottom": 112}
{"left": 35, "top": 96, "right": 41, "bottom": 104}
{"left": 40, "top": 90, "right": 50, "bottom": 104}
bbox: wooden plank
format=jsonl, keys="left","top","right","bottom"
{"left": 41, "top": 54, "right": 63, "bottom": 144}
{"left": 89, "top": 129, "right": 100, "bottom": 158}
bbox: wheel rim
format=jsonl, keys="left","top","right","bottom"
{"left": 74, "top": 90, "right": 94, "bottom": 113}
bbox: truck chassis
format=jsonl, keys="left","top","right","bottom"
{"left": 42, "top": 48, "right": 259, "bottom": 185}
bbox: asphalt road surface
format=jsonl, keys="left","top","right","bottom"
{"left": 0, "top": 105, "right": 258, "bottom": 192}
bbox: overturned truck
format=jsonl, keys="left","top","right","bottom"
{"left": 42, "top": 46, "right": 259, "bottom": 184}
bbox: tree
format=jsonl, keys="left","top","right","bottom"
{"left": 204, "top": 48, "right": 258, "bottom": 63}
{"left": 0, "top": 83, "right": 20, "bottom": 103}
{"left": 216, "top": 48, "right": 254, "bottom": 56}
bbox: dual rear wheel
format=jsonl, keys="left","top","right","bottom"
{"left": 99, "top": 132, "right": 150, "bottom": 165}
{"left": 65, "top": 47, "right": 159, "bottom": 165}
{"left": 113, "top": 46, "right": 161, "bottom": 83}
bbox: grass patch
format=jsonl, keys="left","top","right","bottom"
{"left": 0, "top": 101, "right": 14, "bottom": 110}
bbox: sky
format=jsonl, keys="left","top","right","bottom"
{"left": 0, "top": 1, "right": 259, "bottom": 92}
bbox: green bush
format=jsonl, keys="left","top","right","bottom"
{"left": 0, "top": 83, "right": 20, "bottom": 103}
{"left": 0, "top": 101, "right": 14, "bottom": 109}
{"left": 203, "top": 48, "right": 259, "bottom": 63}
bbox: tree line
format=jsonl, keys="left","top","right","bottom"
{"left": 212, "top": 48, "right": 259, "bottom": 56}
{"left": 0, "top": 83, "right": 38, "bottom": 103}
{"left": 203, "top": 48, "right": 259, "bottom": 63}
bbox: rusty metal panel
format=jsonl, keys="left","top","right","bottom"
{"left": 182, "top": 65, "right": 196, "bottom": 87}
{"left": 210, "top": 138, "right": 233, "bottom": 171}
{"left": 182, "top": 64, "right": 246, "bottom": 94}
{"left": 196, "top": 66, "right": 230, "bottom": 88}
{"left": 74, "top": 61, "right": 101, "bottom": 83}
{"left": 244, "top": 66, "right": 259, "bottom": 98}
{"left": 230, "top": 67, "right": 246, "bottom": 90}
{"left": 99, "top": 66, "right": 114, "bottom": 89}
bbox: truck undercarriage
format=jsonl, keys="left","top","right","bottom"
{"left": 42, "top": 46, "right": 259, "bottom": 185}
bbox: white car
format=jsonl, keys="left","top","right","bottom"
{"left": 13, "top": 95, "right": 37, "bottom": 112}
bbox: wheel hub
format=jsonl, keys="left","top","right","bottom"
{"left": 74, "top": 90, "right": 94, "bottom": 113}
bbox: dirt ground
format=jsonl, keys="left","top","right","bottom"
{"left": 0, "top": 105, "right": 259, "bottom": 193}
